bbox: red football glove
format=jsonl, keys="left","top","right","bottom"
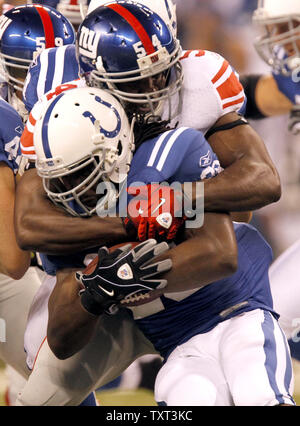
{"left": 123, "top": 183, "right": 186, "bottom": 241}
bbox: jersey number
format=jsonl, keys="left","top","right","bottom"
{"left": 35, "top": 37, "right": 64, "bottom": 53}
{"left": 133, "top": 35, "right": 162, "bottom": 58}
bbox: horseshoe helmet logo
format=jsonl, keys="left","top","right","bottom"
{"left": 82, "top": 95, "right": 121, "bottom": 138}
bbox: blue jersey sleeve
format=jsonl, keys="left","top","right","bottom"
{"left": 0, "top": 100, "right": 23, "bottom": 174}
{"left": 23, "top": 45, "right": 80, "bottom": 112}
{"left": 127, "top": 127, "right": 221, "bottom": 186}
{"left": 272, "top": 71, "right": 300, "bottom": 104}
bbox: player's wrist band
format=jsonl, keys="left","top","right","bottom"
{"left": 205, "top": 118, "right": 249, "bottom": 140}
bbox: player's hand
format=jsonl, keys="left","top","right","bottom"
{"left": 124, "top": 183, "right": 187, "bottom": 242}
{"left": 76, "top": 239, "right": 172, "bottom": 316}
{"left": 288, "top": 105, "right": 300, "bottom": 135}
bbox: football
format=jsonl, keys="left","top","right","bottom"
{"left": 82, "top": 241, "right": 164, "bottom": 307}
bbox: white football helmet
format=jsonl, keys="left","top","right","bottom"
{"left": 34, "top": 87, "right": 135, "bottom": 217}
{"left": 85, "top": 0, "right": 177, "bottom": 37}
{"left": 253, "top": 0, "right": 300, "bottom": 74}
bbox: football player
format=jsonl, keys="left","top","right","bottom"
{"left": 0, "top": 4, "right": 100, "bottom": 406}
{"left": 12, "top": 2, "right": 281, "bottom": 405}
{"left": 16, "top": 86, "right": 242, "bottom": 406}
{"left": 17, "top": 1, "right": 280, "bottom": 254}
{"left": 242, "top": 0, "right": 300, "bottom": 132}
{"left": 0, "top": 4, "right": 76, "bottom": 121}
{"left": 0, "top": 97, "right": 41, "bottom": 405}
{"left": 18, "top": 86, "right": 294, "bottom": 406}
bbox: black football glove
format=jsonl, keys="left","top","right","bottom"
{"left": 76, "top": 239, "right": 172, "bottom": 316}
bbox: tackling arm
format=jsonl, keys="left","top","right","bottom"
{"left": 14, "top": 168, "right": 131, "bottom": 254}
{"left": 47, "top": 267, "right": 100, "bottom": 360}
{"left": 152, "top": 212, "right": 238, "bottom": 293}
{"left": 193, "top": 112, "right": 281, "bottom": 212}
{"left": 47, "top": 211, "right": 237, "bottom": 359}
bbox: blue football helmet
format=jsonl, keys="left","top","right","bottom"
{"left": 76, "top": 1, "right": 183, "bottom": 119}
{"left": 0, "top": 4, "right": 75, "bottom": 93}
{"left": 27, "top": 0, "right": 91, "bottom": 26}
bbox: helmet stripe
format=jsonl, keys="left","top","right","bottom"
{"left": 34, "top": 5, "right": 56, "bottom": 49}
{"left": 107, "top": 3, "right": 156, "bottom": 56}
{"left": 41, "top": 93, "right": 65, "bottom": 158}
{"left": 164, "top": 0, "right": 172, "bottom": 20}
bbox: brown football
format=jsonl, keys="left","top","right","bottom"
{"left": 82, "top": 241, "right": 163, "bottom": 307}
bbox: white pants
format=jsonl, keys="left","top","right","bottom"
{"left": 17, "top": 273, "right": 157, "bottom": 406}
{"left": 155, "top": 309, "right": 295, "bottom": 406}
{"left": 0, "top": 267, "right": 41, "bottom": 377}
{"left": 0, "top": 267, "right": 41, "bottom": 405}
{"left": 269, "top": 239, "right": 300, "bottom": 340}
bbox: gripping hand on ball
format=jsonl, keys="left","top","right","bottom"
{"left": 76, "top": 239, "right": 172, "bottom": 316}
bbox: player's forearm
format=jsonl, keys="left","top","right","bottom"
{"left": 15, "top": 170, "right": 130, "bottom": 254}
{"left": 157, "top": 213, "right": 238, "bottom": 293}
{"left": 47, "top": 270, "right": 100, "bottom": 359}
{"left": 18, "top": 213, "right": 130, "bottom": 255}
{"left": 0, "top": 247, "right": 30, "bottom": 280}
{"left": 198, "top": 158, "right": 281, "bottom": 212}
{"left": 200, "top": 118, "right": 281, "bottom": 212}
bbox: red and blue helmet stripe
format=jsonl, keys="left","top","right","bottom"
{"left": 77, "top": 2, "right": 176, "bottom": 75}
{"left": 0, "top": 4, "right": 75, "bottom": 64}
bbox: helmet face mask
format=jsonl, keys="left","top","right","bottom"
{"left": 42, "top": 154, "right": 118, "bottom": 217}
{"left": 253, "top": 0, "right": 300, "bottom": 74}
{"left": 0, "top": 4, "right": 76, "bottom": 93}
{"left": 77, "top": 2, "right": 183, "bottom": 121}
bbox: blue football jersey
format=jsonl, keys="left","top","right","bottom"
{"left": 23, "top": 45, "right": 81, "bottom": 112}
{"left": 39, "top": 127, "right": 221, "bottom": 274}
{"left": 0, "top": 99, "right": 23, "bottom": 174}
{"left": 127, "top": 127, "right": 221, "bottom": 186}
{"left": 134, "top": 222, "right": 275, "bottom": 358}
{"left": 39, "top": 127, "right": 276, "bottom": 361}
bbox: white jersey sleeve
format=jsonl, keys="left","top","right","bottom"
{"left": 172, "top": 49, "right": 246, "bottom": 134}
